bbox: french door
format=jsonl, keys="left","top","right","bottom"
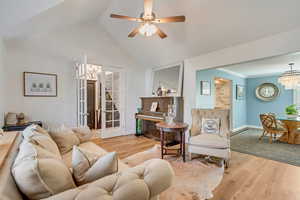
{"left": 76, "top": 55, "right": 88, "bottom": 127}
{"left": 76, "top": 56, "right": 125, "bottom": 138}
{"left": 99, "top": 68, "right": 125, "bottom": 138}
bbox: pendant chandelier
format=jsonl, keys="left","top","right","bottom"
{"left": 278, "top": 63, "right": 300, "bottom": 89}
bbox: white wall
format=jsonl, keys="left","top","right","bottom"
{"left": 183, "top": 28, "right": 300, "bottom": 128}
{"left": 0, "top": 38, "right": 6, "bottom": 127}
{"left": 4, "top": 20, "right": 146, "bottom": 132}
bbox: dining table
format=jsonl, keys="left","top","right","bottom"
{"left": 277, "top": 116, "right": 300, "bottom": 144}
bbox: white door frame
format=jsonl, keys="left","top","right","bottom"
{"left": 76, "top": 55, "right": 88, "bottom": 127}
{"left": 99, "top": 66, "right": 126, "bottom": 138}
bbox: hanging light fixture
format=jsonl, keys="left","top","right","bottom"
{"left": 278, "top": 63, "right": 300, "bottom": 89}
{"left": 139, "top": 22, "right": 158, "bottom": 37}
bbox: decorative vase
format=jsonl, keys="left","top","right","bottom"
{"left": 166, "top": 104, "right": 176, "bottom": 125}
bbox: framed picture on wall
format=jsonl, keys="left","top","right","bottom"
{"left": 23, "top": 72, "right": 58, "bottom": 97}
{"left": 236, "top": 84, "right": 245, "bottom": 100}
{"left": 200, "top": 81, "right": 211, "bottom": 95}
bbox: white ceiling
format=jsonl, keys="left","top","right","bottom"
{"left": 219, "top": 52, "right": 300, "bottom": 78}
{"left": 0, "top": 0, "right": 111, "bottom": 39}
{"left": 0, "top": 0, "right": 64, "bottom": 35}
{"left": 100, "top": 0, "right": 300, "bottom": 66}
{"left": 2, "top": 0, "right": 300, "bottom": 67}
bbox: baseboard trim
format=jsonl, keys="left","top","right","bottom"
{"left": 232, "top": 125, "right": 249, "bottom": 133}
{"left": 232, "top": 125, "right": 263, "bottom": 134}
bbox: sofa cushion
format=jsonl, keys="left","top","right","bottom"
{"left": 28, "top": 133, "right": 61, "bottom": 159}
{"left": 49, "top": 126, "right": 80, "bottom": 154}
{"left": 72, "top": 127, "right": 94, "bottom": 143}
{"left": 14, "top": 140, "right": 60, "bottom": 166}
{"left": 189, "top": 134, "right": 229, "bottom": 149}
{"left": 12, "top": 142, "right": 76, "bottom": 200}
{"left": 72, "top": 146, "right": 118, "bottom": 186}
{"left": 62, "top": 142, "right": 129, "bottom": 171}
{"left": 42, "top": 159, "right": 173, "bottom": 200}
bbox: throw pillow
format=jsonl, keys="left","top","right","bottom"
{"left": 49, "top": 125, "right": 80, "bottom": 154}
{"left": 12, "top": 142, "right": 76, "bottom": 200}
{"left": 72, "top": 146, "right": 118, "bottom": 186}
{"left": 14, "top": 140, "right": 60, "bottom": 166}
{"left": 201, "top": 118, "right": 221, "bottom": 135}
{"left": 28, "top": 133, "right": 62, "bottom": 159}
{"left": 72, "top": 126, "right": 93, "bottom": 143}
{"left": 23, "top": 124, "right": 51, "bottom": 139}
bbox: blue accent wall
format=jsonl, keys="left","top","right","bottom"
{"left": 196, "top": 70, "right": 294, "bottom": 129}
{"left": 196, "top": 69, "right": 247, "bottom": 129}
{"left": 246, "top": 75, "right": 293, "bottom": 126}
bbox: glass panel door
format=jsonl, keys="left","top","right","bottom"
{"left": 100, "top": 69, "right": 123, "bottom": 138}
{"left": 76, "top": 55, "right": 88, "bottom": 127}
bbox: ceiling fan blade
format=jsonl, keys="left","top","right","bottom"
{"left": 154, "top": 16, "right": 186, "bottom": 23}
{"left": 157, "top": 28, "right": 167, "bottom": 39}
{"left": 110, "top": 14, "right": 142, "bottom": 22}
{"left": 144, "top": 0, "right": 153, "bottom": 17}
{"left": 128, "top": 27, "right": 140, "bottom": 38}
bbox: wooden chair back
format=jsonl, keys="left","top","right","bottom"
{"left": 260, "top": 113, "right": 277, "bottom": 131}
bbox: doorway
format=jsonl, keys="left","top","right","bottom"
{"left": 214, "top": 77, "right": 233, "bottom": 129}
{"left": 87, "top": 80, "right": 96, "bottom": 129}
{"left": 76, "top": 61, "right": 125, "bottom": 138}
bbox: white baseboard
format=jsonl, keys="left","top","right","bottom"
{"left": 232, "top": 125, "right": 263, "bottom": 133}
{"left": 247, "top": 125, "right": 263, "bottom": 130}
{"left": 232, "top": 125, "right": 248, "bottom": 133}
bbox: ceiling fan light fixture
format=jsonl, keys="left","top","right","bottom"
{"left": 139, "top": 22, "right": 158, "bottom": 37}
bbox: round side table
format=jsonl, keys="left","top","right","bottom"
{"left": 156, "top": 122, "right": 189, "bottom": 162}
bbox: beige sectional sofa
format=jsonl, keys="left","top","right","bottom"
{"left": 0, "top": 127, "right": 174, "bottom": 200}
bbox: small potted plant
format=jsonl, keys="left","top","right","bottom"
{"left": 285, "top": 104, "right": 298, "bottom": 118}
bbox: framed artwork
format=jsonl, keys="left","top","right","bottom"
{"left": 23, "top": 72, "right": 58, "bottom": 97}
{"left": 236, "top": 84, "right": 245, "bottom": 100}
{"left": 150, "top": 102, "right": 158, "bottom": 112}
{"left": 200, "top": 81, "right": 211, "bottom": 95}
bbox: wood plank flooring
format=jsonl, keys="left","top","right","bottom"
{"left": 92, "top": 135, "right": 158, "bottom": 159}
{"left": 92, "top": 135, "right": 300, "bottom": 200}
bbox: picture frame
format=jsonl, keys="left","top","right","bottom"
{"left": 200, "top": 81, "right": 211, "bottom": 95}
{"left": 150, "top": 102, "right": 158, "bottom": 112}
{"left": 236, "top": 84, "right": 245, "bottom": 100}
{"left": 23, "top": 72, "right": 58, "bottom": 97}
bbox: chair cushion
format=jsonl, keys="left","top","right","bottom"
{"left": 12, "top": 141, "right": 76, "bottom": 200}
{"left": 189, "top": 134, "right": 229, "bottom": 149}
{"left": 49, "top": 125, "right": 80, "bottom": 154}
{"left": 72, "top": 146, "right": 118, "bottom": 186}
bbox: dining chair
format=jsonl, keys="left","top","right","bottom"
{"left": 259, "top": 113, "right": 287, "bottom": 143}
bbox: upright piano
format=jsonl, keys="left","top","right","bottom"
{"left": 135, "top": 96, "right": 183, "bottom": 140}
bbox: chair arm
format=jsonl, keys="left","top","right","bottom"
{"left": 43, "top": 159, "right": 174, "bottom": 200}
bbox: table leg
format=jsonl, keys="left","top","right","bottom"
{"left": 160, "top": 130, "right": 164, "bottom": 159}
{"left": 182, "top": 131, "right": 186, "bottom": 162}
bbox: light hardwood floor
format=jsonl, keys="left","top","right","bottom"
{"left": 92, "top": 135, "right": 300, "bottom": 200}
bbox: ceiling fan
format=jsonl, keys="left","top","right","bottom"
{"left": 110, "top": 0, "right": 186, "bottom": 39}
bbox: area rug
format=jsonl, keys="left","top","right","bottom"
{"left": 122, "top": 145, "right": 224, "bottom": 200}
{"left": 231, "top": 129, "right": 300, "bottom": 166}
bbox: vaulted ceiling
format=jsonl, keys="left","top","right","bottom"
{"left": 2, "top": 0, "right": 300, "bottom": 67}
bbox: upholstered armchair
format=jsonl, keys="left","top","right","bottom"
{"left": 187, "top": 109, "right": 231, "bottom": 168}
